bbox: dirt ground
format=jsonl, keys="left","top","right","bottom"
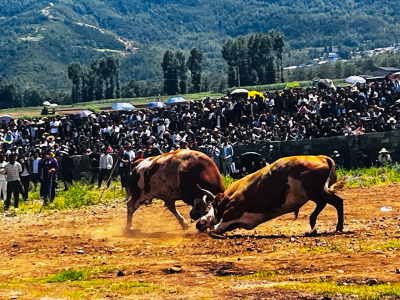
{"left": 1, "top": 184, "right": 400, "bottom": 299}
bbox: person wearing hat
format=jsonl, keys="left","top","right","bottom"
{"left": 356, "top": 150, "right": 371, "bottom": 169}
{"left": 377, "top": 148, "right": 392, "bottom": 166}
{"left": 331, "top": 150, "right": 344, "bottom": 168}
{"left": 38, "top": 150, "right": 59, "bottom": 205}
{"left": 0, "top": 152, "right": 22, "bottom": 211}
{"left": 98, "top": 147, "right": 113, "bottom": 188}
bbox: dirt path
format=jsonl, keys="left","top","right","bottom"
{"left": 1, "top": 185, "right": 400, "bottom": 299}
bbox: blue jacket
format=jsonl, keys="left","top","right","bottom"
{"left": 219, "top": 144, "right": 234, "bottom": 162}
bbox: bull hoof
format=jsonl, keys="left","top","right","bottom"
{"left": 207, "top": 230, "right": 226, "bottom": 239}
{"left": 181, "top": 223, "right": 189, "bottom": 230}
{"left": 305, "top": 229, "right": 318, "bottom": 237}
{"left": 336, "top": 225, "right": 344, "bottom": 232}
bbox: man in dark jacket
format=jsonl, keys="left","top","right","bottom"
{"left": 61, "top": 149, "right": 74, "bottom": 191}
{"left": 39, "top": 150, "right": 59, "bottom": 204}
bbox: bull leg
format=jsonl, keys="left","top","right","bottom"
{"left": 326, "top": 194, "right": 344, "bottom": 232}
{"left": 165, "top": 201, "right": 189, "bottom": 230}
{"left": 126, "top": 198, "right": 142, "bottom": 231}
{"left": 309, "top": 201, "right": 327, "bottom": 230}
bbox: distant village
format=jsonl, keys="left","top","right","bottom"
{"left": 284, "top": 44, "right": 400, "bottom": 71}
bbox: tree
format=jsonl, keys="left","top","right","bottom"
{"left": 161, "top": 50, "right": 179, "bottom": 95}
{"left": 187, "top": 48, "right": 204, "bottom": 93}
{"left": 175, "top": 50, "right": 188, "bottom": 94}
{"left": 68, "top": 62, "right": 82, "bottom": 103}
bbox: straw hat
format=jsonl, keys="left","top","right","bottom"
{"left": 379, "top": 148, "right": 389, "bottom": 154}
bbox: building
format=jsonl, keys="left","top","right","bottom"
{"left": 372, "top": 67, "right": 400, "bottom": 77}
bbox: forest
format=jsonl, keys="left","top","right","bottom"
{"left": 0, "top": 0, "right": 400, "bottom": 94}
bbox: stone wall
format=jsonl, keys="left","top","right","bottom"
{"left": 233, "top": 131, "right": 400, "bottom": 169}
{"left": 57, "top": 131, "right": 400, "bottom": 179}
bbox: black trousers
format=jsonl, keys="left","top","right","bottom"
{"left": 6, "top": 180, "right": 20, "bottom": 209}
{"left": 98, "top": 169, "right": 111, "bottom": 188}
{"left": 20, "top": 175, "right": 30, "bottom": 201}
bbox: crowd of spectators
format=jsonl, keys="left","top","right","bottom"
{"left": 1, "top": 76, "right": 400, "bottom": 209}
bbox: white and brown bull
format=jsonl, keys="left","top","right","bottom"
{"left": 195, "top": 155, "right": 344, "bottom": 236}
{"left": 126, "top": 149, "right": 225, "bottom": 231}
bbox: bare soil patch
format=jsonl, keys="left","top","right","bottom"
{"left": 1, "top": 184, "right": 400, "bottom": 299}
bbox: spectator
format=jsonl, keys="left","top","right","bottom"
{"left": 118, "top": 146, "right": 131, "bottom": 198}
{"left": 31, "top": 150, "right": 41, "bottom": 189}
{"left": 89, "top": 146, "right": 100, "bottom": 185}
{"left": 60, "top": 149, "right": 74, "bottom": 191}
{"left": 98, "top": 147, "right": 113, "bottom": 188}
{"left": 39, "top": 150, "right": 59, "bottom": 204}
{"left": 377, "top": 148, "right": 392, "bottom": 166}
{"left": 18, "top": 151, "right": 31, "bottom": 202}
{"left": 0, "top": 154, "right": 7, "bottom": 201}
{"left": 0, "top": 153, "right": 22, "bottom": 210}
{"left": 220, "top": 137, "right": 233, "bottom": 176}
{"left": 231, "top": 156, "right": 245, "bottom": 179}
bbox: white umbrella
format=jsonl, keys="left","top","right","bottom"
{"left": 78, "top": 110, "right": 93, "bottom": 118}
{"left": 346, "top": 76, "right": 366, "bottom": 84}
{"left": 230, "top": 88, "right": 249, "bottom": 95}
{"left": 43, "top": 101, "right": 51, "bottom": 106}
{"left": 50, "top": 103, "right": 58, "bottom": 107}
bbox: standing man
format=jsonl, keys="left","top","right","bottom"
{"left": 98, "top": 147, "right": 114, "bottom": 188}
{"left": 118, "top": 146, "right": 131, "bottom": 198}
{"left": 125, "top": 142, "right": 136, "bottom": 163}
{"left": 31, "top": 150, "right": 41, "bottom": 190}
{"left": 89, "top": 146, "right": 100, "bottom": 185}
{"left": 39, "top": 150, "right": 59, "bottom": 205}
{"left": 61, "top": 149, "right": 74, "bottom": 191}
{"left": 18, "top": 151, "right": 31, "bottom": 202}
{"left": 219, "top": 137, "right": 233, "bottom": 176}
{"left": 0, "top": 155, "right": 7, "bottom": 202}
{"left": 0, "top": 153, "right": 22, "bottom": 211}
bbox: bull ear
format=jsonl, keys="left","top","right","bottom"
{"left": 200, "top": 189, "right": 215, "bottom": 203}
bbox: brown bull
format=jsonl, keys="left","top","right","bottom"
{"left": 195, "top": 155, "right": 344, "bottom": 235}
{"left": 126, "top": 149, "right": 225, "bottom": 231}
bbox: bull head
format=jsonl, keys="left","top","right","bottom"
{"left": 189, "top": 186, "right": 216, "bottom": 221}
{"left": 195, "top": 188, "right": 218, "bottom": 232}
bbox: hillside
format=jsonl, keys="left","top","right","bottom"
{"left": 1, "top": 0, "right": 400, "bottom": 91}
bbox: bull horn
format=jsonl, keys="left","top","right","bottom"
{"left": 200, "top": 188, "right": 215, "bottom": 201}
{"left": 207, "top": 229, "right": 227, "bottom": 239}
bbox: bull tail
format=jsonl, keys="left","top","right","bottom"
{"left": 324, "top": 157, "right": 345, "bottom": 194}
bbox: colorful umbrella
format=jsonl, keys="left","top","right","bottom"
{"left": 78, "top": 110, "right": 93, "bottom": 118}
{"left": 346, "top": 76, "right": 366, "bottom": 84}
{"left": 248, "top": 91, "right": 265, "bottom": 99}
{"left": 147, "top": 101, "right": 166, "bottom": 108}
{"left": 112, "top": 102, "right": 135, "bottom": 110}
{"left": 167, "top": 97, "right": 187, "bottom": 104}
{"left": 0, "top": 115, "right": 14, "bottom": 123}
{"left": 230, "top": 88, "right": 249, "bottom": 95}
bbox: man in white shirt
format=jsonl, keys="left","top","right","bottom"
{"left": 0, "top": 154, "right": 7, "bottom": 202}
{"left": 31, "top": 151, "right": 41, "bottom": 189}
{"left": 0, "top": 153, "right": 22, "bottom": 210}
{"left": 50, "top": 117, "right": 60, "bottom": 137}
{"left": 124, "top": 143, "right": 135, "bottom": 163}
{"left": 98, "top": 148, "right": 114, "bottom": 188}
{"left": 19, "top": 152, "right": 31, "bottom": 202}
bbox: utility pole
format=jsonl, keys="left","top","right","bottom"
{"left": 237, "top": 66, "right": 240, "bottom": 87}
